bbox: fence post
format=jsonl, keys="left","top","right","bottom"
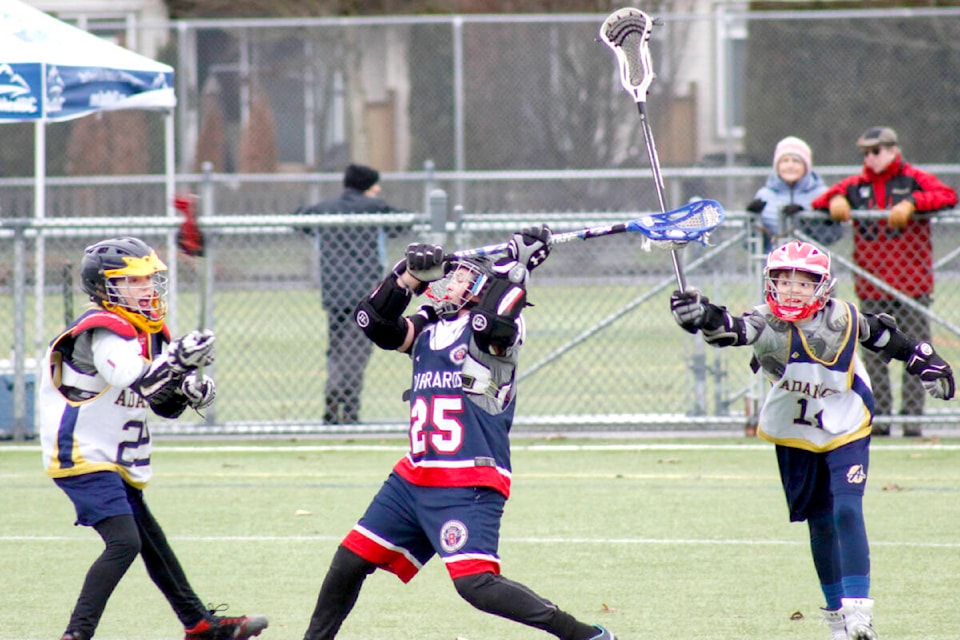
{"left": 427, "top": 188, "right": 448, "bottom": 247}
{"left": 200, "top": 162, "right": 217, "bottom": 426}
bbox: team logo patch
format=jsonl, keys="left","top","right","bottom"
{"left": 471, "top": 314, "right": 488, "bottom": 333}
{"left": 355, "top": 309, "right": 370, "bottom": 328}
{"left": 450, "top": 344, "right": 468, "bottom": 364}
{"left": 439, "top": 519, "right": 468, "bottom": 553}
{"left": 846, "top": 464, "right": 867, "bottom": 484}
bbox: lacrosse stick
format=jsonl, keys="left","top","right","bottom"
{"left": 600, "top": 7, "right": 692, "bottom": 290}
{"left": 447, "top": 199, "right": 724, "bottom": 259}
{"left": 61, "top": 262, "right": 74, "bottom": 327}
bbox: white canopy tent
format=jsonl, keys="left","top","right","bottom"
{"left": 0, "top": 0, "right": 178, "bottom": 437}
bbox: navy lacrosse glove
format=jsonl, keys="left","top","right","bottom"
{"left": 781, "top": 203, "right": 804, "bottom": 216}
{"left": 906, "top": 342, "right": 955, "bottom": 400}
{"left": 745, "top": 199, "right": 766, "bottom": 214}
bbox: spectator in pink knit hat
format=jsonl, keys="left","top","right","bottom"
{"left": 745, "top": 136, "right": 836, "bottom": 251}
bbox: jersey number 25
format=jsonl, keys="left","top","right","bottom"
{"left": 410, "top": 396, "right": 465, "bottom": 454}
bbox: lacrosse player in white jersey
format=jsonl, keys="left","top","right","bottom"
{"left": 40, "top": 237, "right": 267, "bottom": 640}
{"left": 670, "top": 240, "right": 954, "bottom": 640}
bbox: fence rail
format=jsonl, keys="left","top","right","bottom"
{"left": 5, "top": 195, "right": 960, "bottom": 439}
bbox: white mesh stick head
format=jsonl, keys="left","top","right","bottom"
{"left": 599, "top": 8, "right": 655, "bottom": 103}
{"left": 635, "top": 201, "right": 725, "bottom": 251}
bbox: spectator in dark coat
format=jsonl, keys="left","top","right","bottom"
{"left": 297, "top": 163, "right": 409, "bottom": 424}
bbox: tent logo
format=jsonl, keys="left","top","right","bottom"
{"left": 46, "top": 65, "right": 64, "bottom": 113}
{"left": 0, "top": 62, "right": 38, "bottom": 114}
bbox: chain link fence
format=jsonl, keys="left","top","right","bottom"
{"left": 3, "top": 8, "right": 960, "bottom": 436}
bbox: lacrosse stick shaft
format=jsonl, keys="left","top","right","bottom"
{"left": 637, "top": 102, "right": 686, "bottom": 291}
{"left": 447, "top": 224, "right": 630, "bottom": 259}
{"left": 61, "top": 262, "right": 73, "bottom": 326}
{"left": 444, "top": 199, "right": 723, "bottom": 260}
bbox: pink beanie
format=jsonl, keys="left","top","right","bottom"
{"left": 773, "top": 136, "right": 812, "bottom": 173}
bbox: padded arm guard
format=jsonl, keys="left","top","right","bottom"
{"left": 701, "top": 303, "right": 749, "bottom": 348}
{"left": 136, "top": 357, "right": 189, "bottom": 419}
{"left": 354, "top": 272, "right": 413, "bottom": 350}
{"left": 470, "top": 277, "right": 526, "bottom": 355}
{"left": 860, "top": 313, "right": 913, "bottom": 362}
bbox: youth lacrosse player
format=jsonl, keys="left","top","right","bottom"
{"left": 40, "top": 237, "right": 267, "bottom": 640}
{"left": 669, "top": 240, "right": 954, "bottom": 640}
{"left": 301, "top": 226, "right": 616, "bottom": 640}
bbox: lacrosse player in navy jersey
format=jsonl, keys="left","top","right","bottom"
{"left": 301, "top": 226, "right": 616, "bottom": 640}
{"left": 669, "top": 240, "right": 955, "bottom": 640}
{"left": 40, "top": 238, "right": 267, "bottom": 640}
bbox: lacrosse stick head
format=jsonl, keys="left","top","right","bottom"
{"left": 427, "top": 255, "right": 493, "bottom": 319}
{"left": 763, "top": 240, "right": 836, "bottom": 321}
{"left": 600, "top": 7, "right": 655, "bottom": 103}
{"left": 628, "top": 199, "right": 725, "bottom": 250}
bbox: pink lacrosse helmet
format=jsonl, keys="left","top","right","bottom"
{"left": 764, "top": 241, "right": 836, "bottom": 321}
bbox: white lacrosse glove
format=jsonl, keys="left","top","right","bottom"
{"left": 405, "top": 243, "right": 445, "bottom": 283}
{"left": 493, "top": 224, "right": 552, "bottom": 284}
{"left": 181, "top": 372, "right": 216, "bottom": 410}
{"left": 167, "top": 329, "right": 215, "bottom": 373}
{"left": 670, "top": 288, "right": 706, "bottom": 334}
{"left": 906, "top": 342, "right": 955, "bottom": 400}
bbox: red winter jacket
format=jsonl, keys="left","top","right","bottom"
{"left": 811, "top": 156, "right": 957, "bottom": 300}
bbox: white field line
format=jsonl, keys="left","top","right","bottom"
{"left": 3, "top": 534, "right": 960, "bottom": 548}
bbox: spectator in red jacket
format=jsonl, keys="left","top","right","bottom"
{"left": 811, "top": 126, "right": 958, "bottom": 436}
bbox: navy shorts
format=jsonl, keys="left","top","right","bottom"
{"left": 54, "top": 471, "right": 138, "bottom": 527}
{"left": 775, "top": 436, "right": 870, "bottom": 522}
{"left": 343, "top": 471, "right": 505, "bottom": 581}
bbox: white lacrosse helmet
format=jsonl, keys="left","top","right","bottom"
{"left": 764, "top": 240, "right": 836, "bottom": 321}
{"left": 427, "top": 256, "right": 492, "bottom": 319}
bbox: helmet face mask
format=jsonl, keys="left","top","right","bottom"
{"left": 427, "top": 256, "right": 491, "bottom": 319}
{"left": 81, "top": 237, "right": 169, "bottom": 333}
{"left": 764, "top": 241, "right": 835, "bottom": 321}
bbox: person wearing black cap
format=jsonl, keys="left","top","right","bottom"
{"left": 811, "top": 127, "right": 958, "bottom": 436}
{"left": 296, "top": 163, "right": 409, "bottom": 424}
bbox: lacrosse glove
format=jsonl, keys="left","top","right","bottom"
{"left": 493, "top": 224, "right": 552, "bottom": 285}
{"left": 745, "top": 199, "right": 766, "bottom": 214}
{"left": 405, "top": 243, "right": 445, "bottom": 285}
{"left": 181, "top": 372, "right": 216, "bottom": 410}
{"left": 670, "top": 288, "right": 707, "bottom": 334}
{"left": 781, "top": 203, "right": 804, "bottom": 216}
{"left": 167, "top": 330, "right": 216, "bottom": 372}
{"left": 905, "top": 341, "right": 955, "bottom": 400}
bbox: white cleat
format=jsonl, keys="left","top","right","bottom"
{"left": 841, "top": 597, "right": 878, "bottom": 640}
{"left": 821, "top": 608, "right": 846, "bottom": 640}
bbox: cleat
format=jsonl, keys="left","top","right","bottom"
{"left": 60, "top": 633, "right": 90, "bottom": 640}
{"left": 841, "top": 597, "right": 877, "bottom": 640}
{"left": 587, "top": 625, "right": 617, "bottom": 640}
{"left": 821, "top": 608, "right": 846, "bottom": 640}
{"left": 185, "top": 611, "right": 269, "bottom": 640}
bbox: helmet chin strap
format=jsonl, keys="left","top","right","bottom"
{"left": 102, "top": 300, "right": 165, "bottom": 334}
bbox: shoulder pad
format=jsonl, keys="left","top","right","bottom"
{"left": 71, "top": 310, "right": 138, "bottom": 339}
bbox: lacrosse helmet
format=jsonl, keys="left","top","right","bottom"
{"left": 427, "top": 255, "right": 493, "bottom": 319}
{"left": 81, "top": 237, "right": 169, "bottom": 333}
{"left": 764, "top": 240, "right": 836, "bottom": 321}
